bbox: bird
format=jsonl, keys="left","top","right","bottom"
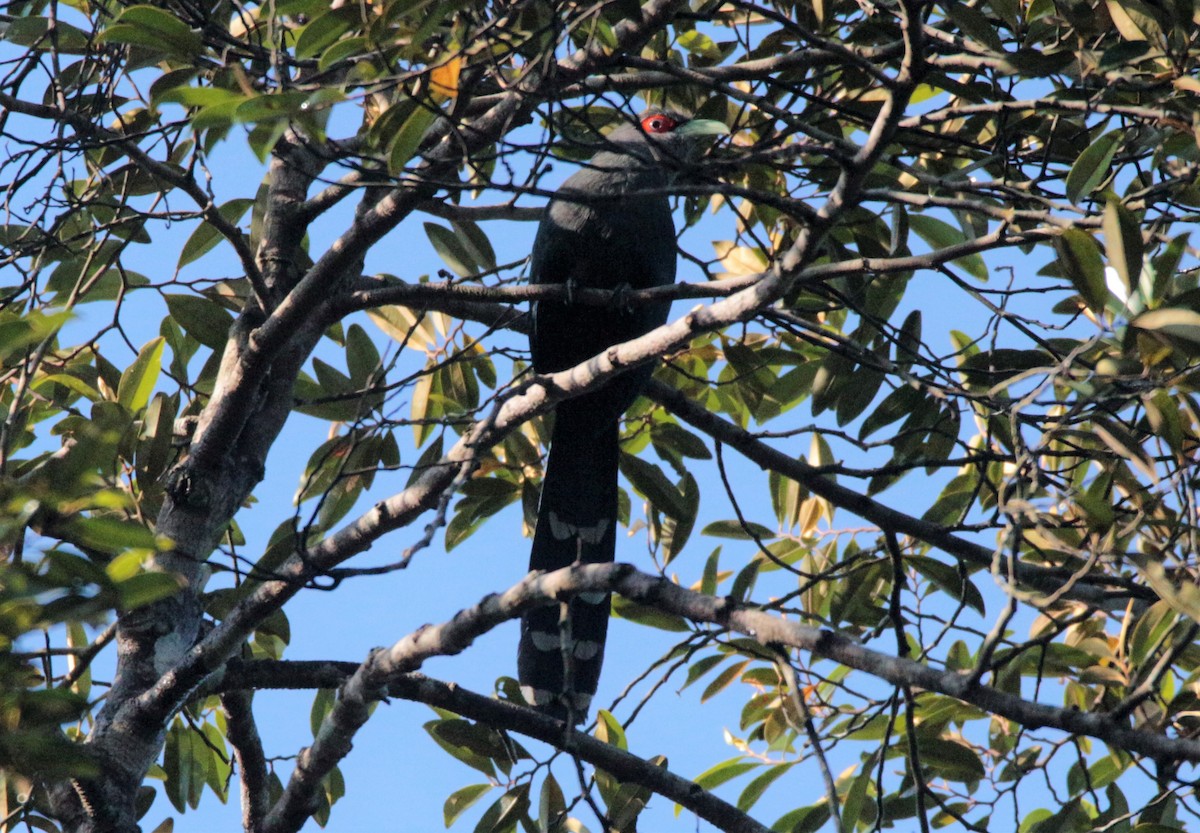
{"left": 518, "top": 109, "right": 728, "bottom": 721}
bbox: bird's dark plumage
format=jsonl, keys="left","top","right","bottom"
{"left": 519, "top": 110, "right": 727, "bottom": 721}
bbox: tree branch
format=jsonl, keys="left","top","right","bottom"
{"left": 217, "top": 662, "right": 772, "bottom": 833}
{"left": 644, "top": 378, "right": 1153, "bottom": 607}
{"left": 220, "top": 690, "right": 270, "bottom": 833}
{"left": 255, "top": 564, "right": 773, "bottom": 833}
{"left": 228, "top": 560, "right": 1200, "bottom": 833}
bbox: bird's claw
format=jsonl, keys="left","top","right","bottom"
{"left": 610, "top": 282, "right": 635, "bottom": 314}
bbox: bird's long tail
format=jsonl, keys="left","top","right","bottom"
{"left": 518, "top": 396, "right": 619, "bottom": 722}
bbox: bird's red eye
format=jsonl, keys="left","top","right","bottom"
{"left": 641, "top": 114, "right": 678, "bottom": 133}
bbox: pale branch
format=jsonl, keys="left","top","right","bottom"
{"left": 900, "top": 97, "right": 1184, "bottom": 132}
{"left": 369, "top": 674, "right": 770, "bottom": 833}
{"left": 259, "top": 566, "right": 774, "bottom": 833}
{"left": 643, "top": 378, "right": 1155, "bottom": 608}
{"left": 217, "top": 663, "right": 773, "bottom": 833}
{"left": 296, "top": 172, "right": 363, "bottom": 223}
{"left": 220, "top": 690, "right": 270, "bottom": 833}
{"left": 238, "top": 560, "right": 1200, "bottom": 820}
{"left": 180, "top": 142, "right": 332, "bottom": 481}
{"left": 858, "top": 188, "right": 1079, "bottom": 229}
{"left": 418, "top": 199, "right": 544, "bottom": 223}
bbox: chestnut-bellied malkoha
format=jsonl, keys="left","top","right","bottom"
{"left": 519, "top": 110, "right": 728, "bottom": 721}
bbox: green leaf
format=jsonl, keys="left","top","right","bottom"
{"left": 178, "top": 198, "right": 254, "bottom": 268}
{"left": 0, "top": 309, "right": 71, "bottom": 359}
{"left": 164, "top": 294, "right": 234, "bottom": 349}
{"left": 771, "top": 803, "right": 831, "bottom": 833}
{"left": 910, "top": 556, "right": 985, "bottom": 614}
{"left": 680, "top": 655, "right": 726, "bottom": 693}
{"left": 677, "top": 30, "right": 723, "bottom": 60}
{"left": 701, "top": 519, "right": 775, "bottom": 540}
{"left": 945, "top": 0, "right": 1005, "bottom": 50}
{"left": 68, "top": 515, "right": 157, "bottom": 555}
{"left": 612, "top": 595, "right": 690, "bottom": 631}
{"left": 4, "top": 16, "right": 91, "bottom": 53}
{"left": 388, "top": 104, "right": 439, "bottom": 174}
{"left": 701, "top": 659, "right": 748, "bottom": 702}
{"left": 594, "top": 709, "right": 627, "bottom": 750}
{"left": 98, "top": 6, "right": 203, "bottom": 59}
{"left": 859, "top": 384, "right": 921, "bottom": 440}
{"left": 235, "top": 92, "right": 310, "bottom": 125}
{"left": 538, "top": 774, "right": 566, "bottom": 833}
{"left": 346, "top": 323, "right": 383, "bottom": 387}
{"left": 650, "top": 422, "right": 712, "bottom": 460}
{"left": 319, "top": 35, "right": 370, "bottom": 71}
{"left": 156, "top": 86, "right": 245, "bottom": 109}
{"left": 700, "top": 546, "right": 721, "bottom": 595}
{"left": 619, "top": 454, "right": 687, "bottom": 520}
{"left": 908, "top": 215, "right": 987, "bottom": 280}
{"left": 692, "top": 757, "right": 758, "bottom": 791}
{"left": 917, "top": 737, "right": 986, "bottom": 782}
{"left": 1055, "top": 228, "right": 1107, "bottom": 314}
{"left": 444, "top": 784, "right": 492, "bottom": 827}
{"left": 1065, "top": 129, "right": 1121, "bottom": 203}
{"left": 730, "top": 559, "right": 759, "bottom": 603}
{"left": 738, "top": 762, "right": 793, "bottom": 811}
{"left": 840, "top": 765, "right": 874, "bottom": 833}
{"left": 896, "top": 308, "right": 922, "bottom": 370}
{"left": 1102, "top": 199, "right": 1143, "bottom": 303}
{"left": 661, "top": 472, "right": 698, "bottom": 564}
{"left": 295, "top": 7, "right": 358, "bottom": 59}
{"left": 473, "top": 784, "right": 530, "bottom": 833}
{"left": 424, "top": 719, "right": 498, "bottom": 779}
{"left": 424, "top": 222, "right": 478, "bottom": 277}
{"left": 117, "top": 336, "right": 165, "bottom": 413}
{"left": 310, "top": 688, "right": 335, "bottom": 737}
{"left": 452, "top": 220, "right": 496, "bottom": 272}
{"left": 116, "top": 572, "right": 183, "bottom": 610}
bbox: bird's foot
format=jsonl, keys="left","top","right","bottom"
{"left": 609, "top": 282, "right": 635, "bottom": 314}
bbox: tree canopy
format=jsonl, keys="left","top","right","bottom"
{"left": 4, "top": 0, "right": 1200, "bottom": 830}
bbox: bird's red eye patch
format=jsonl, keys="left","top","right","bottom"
{"left": 641, "top": 114, "right": 679, "bottom": 133}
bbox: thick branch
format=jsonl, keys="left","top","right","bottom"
{"left": 258, "top": 565, "right": 768, "bottom": 833}
{"left": 218, "top": 663, "right": 771, "bottom": 833}
{"left": 233, "top": 561, "right": 1200, "bottom": 833}
{"left": 220, "top": 690, "right": 270, "bottom": 833}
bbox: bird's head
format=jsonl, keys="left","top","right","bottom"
{"left": 602, "top": 109, "right": 730, "bottom": 167}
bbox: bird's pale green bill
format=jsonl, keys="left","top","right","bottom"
{"left": 676, "top": 119, "right": 731, "bottom": 137}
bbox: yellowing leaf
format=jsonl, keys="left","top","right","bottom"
{"left": 429, "top": 55, "right": 462, "bottom": 100}
{"left": 1174, "top": 76, "right": 1200, "bottom": 95}
{"left": 1132, "top": 308, "right": 1200, "bottom": 344}
{"left": 713, "top": 241, "right": 767, "bottom": 277}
